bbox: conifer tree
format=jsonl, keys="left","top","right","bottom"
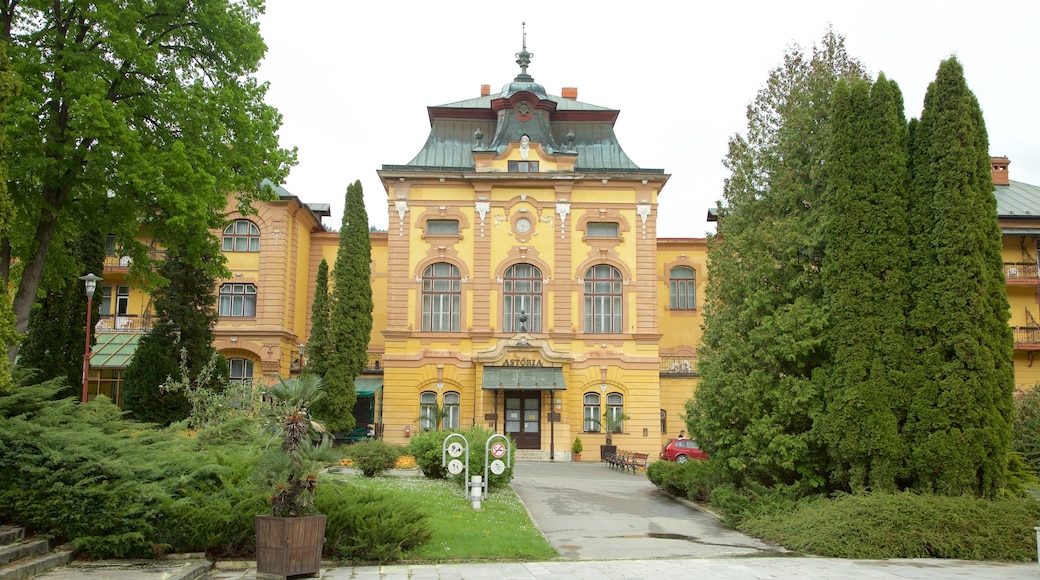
{"left": 123, "top": 241, "right": 226, "bottom": 424}
{"left": 18, "top": 231, "right": 106, "bottom": 396}
{"left": 306, "top": 258, "right": 331, "bottom": 377}
{"left": 904, "top": 57, "right": 1013, "bottom": 496}
{"left": 690, "top": 30, "right": 867, "bottom": 489}
{"left": 816, "top": 76, "right": 911, "bottom": 492}
{"left": 312, "top": 181, "right": 373, "bottom": 433}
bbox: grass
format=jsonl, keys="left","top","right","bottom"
{"left": 325, "top": 469, "right": 557, "bottom": 562}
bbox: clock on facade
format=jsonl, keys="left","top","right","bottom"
{"left": 515, "top": 217, "right": 532, "bottom": 234}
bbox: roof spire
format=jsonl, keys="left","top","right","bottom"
{"left": 515, "top": 22, "right": 534, "bottom": 82}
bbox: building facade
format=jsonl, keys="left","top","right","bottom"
{"left": 84, "top": 54, "right": 1037, "bottom": 461}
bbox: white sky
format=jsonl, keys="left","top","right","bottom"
{"left": 255, "top": 0, "right": 1040, "bottom": 237}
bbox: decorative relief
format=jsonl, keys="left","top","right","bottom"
{"left": 395, "top": 200, "right": 409, "bottom": 236}
{"left": 555, "top": 202, "right": 570, "bottom": 238}
{"left": 636, "top": 201, "right": 652, "bottom": 239}
{"left": 475, "top": 201, "right": 490, "bottom": 237}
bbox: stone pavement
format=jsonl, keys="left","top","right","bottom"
{"left": 32, "top": 460, "right": 1040, "bottom": 579}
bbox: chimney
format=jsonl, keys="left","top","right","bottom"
{"left": 561, "top": 87, "right": 578, "bottom": 100}
{"left": 480, "top": 84, "right": 490, "bottom": 97}
{"left": 991, "top": 156, "right": 1010, "bottom": 186}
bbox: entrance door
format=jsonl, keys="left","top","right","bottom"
{"left": 505, "top": 391, "right": 540, "bottom": 449}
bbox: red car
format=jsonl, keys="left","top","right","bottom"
{"left": 659, "top": 438, "right": 708, "bottom": 463}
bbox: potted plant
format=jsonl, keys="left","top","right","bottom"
{"left": 599, "top": 410, "right": 630, "bottom": 461}
{"left": 254, "top": 375, "right": 338, "bottom": 577}
{"left": 572, "top": 436, "right": 583, "bottom": 461}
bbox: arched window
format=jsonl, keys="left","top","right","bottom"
{"left": 583, "top": 264, "right": 623, "bottom": 333}
{"left": 222, "top": 220, "right": 260, "bottom": 252}
{"left": 421, "top": 263, "right": 461, "bottom": 332}
{"left": 419, "top": 391, "right": 438, "bottom": 430}
{"left": 219, "top": 284, "right": 257, "bottom": 317}
{"left": 583, "top": 392, "right": 601, "bottom": 433}
{"left": 228, "top": 358, "right": 254, "bottom": 385}
{"left": 669, "top": 266, "right": 696, "bottom": 310}
{"left": 503, "top": 263, "right": 543, "bottom": 332}
{"left": 606, "top": 393, "right": 625, "bottom": 433}
{"left": 444, "top": 392, "right": 460, "bottom": 430}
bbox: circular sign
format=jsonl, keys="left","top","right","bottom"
{"left": 447, "top": 441, "right": 464, "bottom": 458}
{"left": 490, "top": 459, "right": 506, "bottom": 475}
{"left": 491, "top": 442, "right": 506, "bottom": 458}
{"left": 447, "top": 459, "right": 464, "bottom": 475}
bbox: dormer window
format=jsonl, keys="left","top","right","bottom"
{"left": 586, "top": 222, "right": 620, "bottom": 238}
{"left": 508, "top": 161, "right": 539, "bottom": 173}
{"left": 426, "top": 219, "right": 459, "bottom": 235}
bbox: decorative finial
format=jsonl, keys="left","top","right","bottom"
{"left": 515, "top": 22, "right": 534, "bottom": 82}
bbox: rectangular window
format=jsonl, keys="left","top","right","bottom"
{"left": 116, "top": 286, "right": 130, "bottom": 315}
{"left": 508, "top": 160, "right": 539, "bottom": 172}
{"left": 586, "top": 222, "right": 619, "bottom": 237}
{"left": 426, "top": 220, "right": 459, "bottom": 235}
{"left": 100, "top": 286, "right": 113, "bottom": 316}
{"left": 104, "top": 234, "right": 117, "bottom": 256}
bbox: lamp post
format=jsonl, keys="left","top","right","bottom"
{"left": 79, "top": 273, "right": 103, "bottom": 403}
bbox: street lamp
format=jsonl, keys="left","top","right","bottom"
{"left": 79, "top": 273, "right": 103, "bottom": 403}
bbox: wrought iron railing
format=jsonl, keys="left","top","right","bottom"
{"left": 95, "top": 314, "right": 156, "bottom": 333}
{"left": 364, "top": 353, "right": 383, "bottom": 373}
{"left": 660, "top": 355, "right": 697, "bottom": 376}
{"left": 1004, "top": 262, "right": 1039, "bottom": 280}
{"left": 103, "top": 249, "right": 168, "bottom": 269}
{"left": 1013, "top": 326, "right": 1040, "bottom": 346}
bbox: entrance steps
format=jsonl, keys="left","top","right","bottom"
{"left": 0, "top": 525, "right": 74, "bottom": 580}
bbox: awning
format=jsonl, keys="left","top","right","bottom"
{"left": 481, "top": 366, "right": 566, "bottom": 390}
{"left": 355, "top": 377, "right": 383, "bottom": 396}
{"left": 90, "top": 333, "right": 141, "bottom": 369}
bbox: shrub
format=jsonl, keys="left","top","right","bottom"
{"left": 648, "top": 458, "right": 731, "bottom": 503}
{"left": 408, "top": 429, "right": 448, "bottom": 479}
{"left": 318, "top": 482, "right": 430, "bottom": 562}
{"left": 344, "top": 439, "right": 401, "bottom": 477}
{"left": 449, "top": 425, "right": 515, "bottom": 490}
{"left": 647, "top": 460, "right": 686, "bottom": 495}
{"left": 739, "top": 491, "right": 1040, "bottom": 561}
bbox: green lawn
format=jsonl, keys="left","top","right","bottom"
{"left": 326, "top": 470, "right": 558, "bottom": 562}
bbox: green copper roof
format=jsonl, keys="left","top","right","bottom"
{"left": 997, "top": 180, "right": 1040, "bottom": 218}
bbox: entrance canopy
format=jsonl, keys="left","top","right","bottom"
{"left": 482, "top": 366, "right": 565, "bottom": 390}
{"left": 355, "top": 377, "right": 383, "bottom": 397}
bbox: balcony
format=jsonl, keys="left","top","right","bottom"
{"left": 660, "top": 355, "right": 697, "bottom": 376}
{"left": 103, "top": 249, "right": 168, "bottom": 271}
{"left": 95, "top": 314, "right": 156, "bottom": 333}
{"left": 1004, "top": 262, "right": 1039, "bottom": 285}
{"left": 364, "top": 353, "right": 383, "bottom": 374}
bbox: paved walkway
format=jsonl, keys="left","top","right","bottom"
{"left": 34, "top": 461, "right": 1040, "bottom": 579}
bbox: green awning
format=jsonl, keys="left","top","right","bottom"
{"left": 90, "top": 333, "right": 141, "bottom": 369}
{"left": 481, "top": 366, "right": 566, "bottom": 390}
{"left": 355, "top": 377, "right": 382, "bottom": 396}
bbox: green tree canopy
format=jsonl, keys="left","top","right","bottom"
{"left": 0, "top": 0, "right": 295, "bottom": 352}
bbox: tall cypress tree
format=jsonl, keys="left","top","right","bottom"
{"left": 312, "top": 180, "right": 373, "bottom": 433}
{"left": 123, "top": 240, "right": 225, "bottom": 424}
{"left": 307, "top": 258, "right": 331, "bottom": 377}
{"left": 817, "top": 76, "right": 911, "bottom": 492}
{"left": 690, "top": 30, "right": 867, "bottom": 490}
{"left": 904, "top": 57, "right": 1013, "bottom": 496}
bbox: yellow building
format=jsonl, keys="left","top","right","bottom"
{"left": 86, "top": 54, "right": 1037, "bottom": 462}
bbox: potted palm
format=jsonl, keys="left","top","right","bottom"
{"left": 599, "top": 410, "right": 630, "bottom": 461}
{"left": 572, "top": 436, "right": 583, "bottom": 461}
{"left": 254, "top": 375, "right": 338, "bottom": 577}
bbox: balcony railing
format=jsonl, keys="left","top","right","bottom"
{"left": 103, "top": 249, "right": 168, "bottom": 269}
{"left": 660, "top": 355, "right": 697, "bottom": 376}
{"left": 364, "top": 353, "right": 383, "bottom": 374}
{"left": 1004, "top": 262, "right": 1039, "bottom": 282}
{"left": 1014, "top": 326, "right": 1040, "bottom": 349}
{"left": 95, "top": 314, "right": 156, "bottom": 333}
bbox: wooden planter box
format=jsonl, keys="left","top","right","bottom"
{"left": 255, "top": 514, "right": 326, "bottom": 577}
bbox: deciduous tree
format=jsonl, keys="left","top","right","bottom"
{"left": 0, "top": 0, "right": 295, "bottom": 358}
